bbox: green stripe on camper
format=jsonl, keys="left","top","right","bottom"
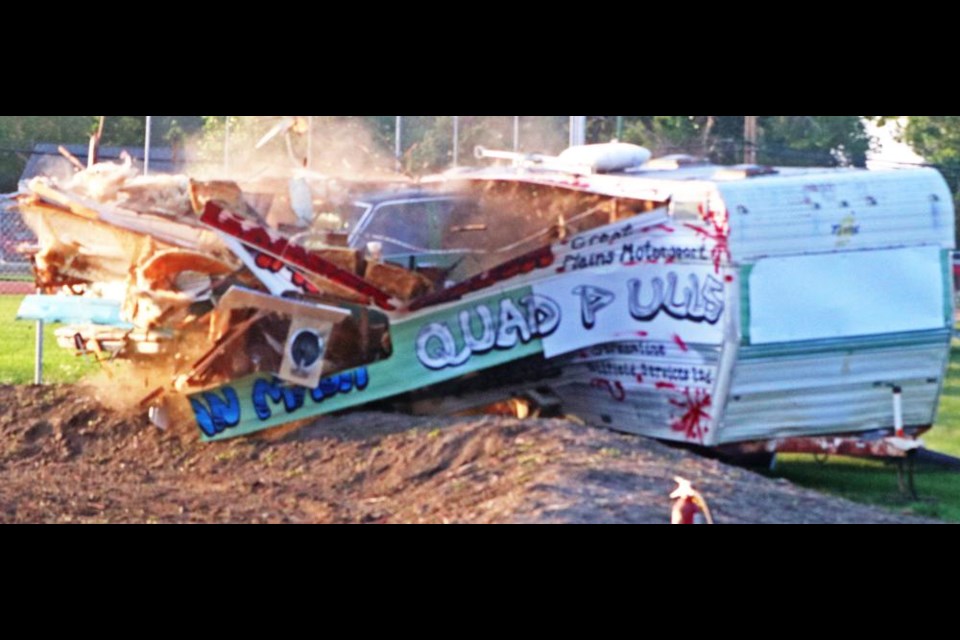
{"left": 737, "top": 328, "right": 952, "bottom": 360}
{"left": 739, "top": 264, "right": 754, "bottom": 346}
{"left": 942, "top": 249, "right": 955, "bottom": 328}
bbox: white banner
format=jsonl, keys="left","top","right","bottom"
{"left": 552, "top": 213, "right": 710, "bottom": 276}
{"left": 534, "top": 264, "right": 727, "bottom": 359}
{"left": 748, "top": 246, "right": 946, "bottom": 344}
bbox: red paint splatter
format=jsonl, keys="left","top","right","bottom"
{"left": 655, "top": 382, "right": 676, "bottom": 390}
{"left": 252, "top": 251, "right": 319, "bottom": 295}
{"left": 636, "top": 331, "right": 649, "bottom": 337}
{"left": 591, "top": 379, "right": 626, "bottom": 402}
{"left": 254, "top": 252, "right": 284, "bottom": 273}
{"left": 636, "top": 375, "right": 645, "bottom": 383}
{"left": 672, "top": 334, "right": 689, "bottom": 352}
{"left": 669, "top": 388, "right": 713, "bottom": 444}
{"left": 291, "top": 272, "right": 320, "bottom": 295}
{"left": 724, "top": 275, "right": 735, "bottom": 283}
{"left": 684, "top": 206, "right": 730, "bottom": 274}
{"left": 655, "top": 224, "right": 676, "bottom": 234}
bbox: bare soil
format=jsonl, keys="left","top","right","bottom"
{"left": 0, "top": 385, "right": 935, "bottom": 524}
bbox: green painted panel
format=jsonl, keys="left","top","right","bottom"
{"left": 191, "top": 286, "right": 548, "bottom": 441}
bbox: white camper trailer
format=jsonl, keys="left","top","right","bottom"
{"left": 451, "top": 146, "right": 956, "bottom": 448}
{"left": 18, "top": 141, "right": 955, "bottom": 452}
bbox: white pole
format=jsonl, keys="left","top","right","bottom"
{"left": 144, "top": 115, "right": 153, "bottom": 176}
{"left": 893, "top": 386, "right": 905, "bottom": 437}
{"left": 34, "top": 287, "right": 42, "bottom": 385}
{"left": 395, "top": 116, "right": 403, "bottom": 172}
{"left": 514, "top": 116, "right": 521, "bottom": 152}
{"left": 453, "top": 116, "right": 459, "bottom": 168}
{"left": 307, "top": 115, "right": 314, "bottom": 170}
{"left": 570, "top": 116, "right": 587, "bottom": 147}
{"left": 223, "top": 115, "right": 231, "bottom": 173}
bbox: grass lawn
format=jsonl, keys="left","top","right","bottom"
{"left": 0, "top": 296, "right": 99, "bottom": 385}
{"left": 0, "top": 273, "right": 34, "bottom": 282}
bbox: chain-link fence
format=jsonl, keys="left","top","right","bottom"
{"left": 0, "top": 195, "right": 34, "bottom": 292}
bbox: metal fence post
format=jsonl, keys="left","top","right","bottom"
{"left": 570, "top": 116, "right": 587, "bottom": 147}
{"left": 307, "top": 115, "right": 314, "bottom": 170}
{"left": 395, "top": 116, "right": 403, "bottom": 172}
{"left": 34, "top": 287, "right": 43, "bottom": 385}
{"left": 144, "top": 115, "right": 153, "bottom": 176}
{"left": 224, "top": 115, "right": 231, "bottom": 173}
{"left": 453, "top": 116, "right": 459, "bottom": 168}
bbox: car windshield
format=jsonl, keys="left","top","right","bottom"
{"left": 335, "top": 203, "right": 373, "bottom": 234}
{"left": 356, "top": 198, "right": 484, "bottom": 255}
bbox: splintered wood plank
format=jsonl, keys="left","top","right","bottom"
{"left": 364, "top": 261, "right": 433, "bottom": 302}
{"left": 139, "top": 250, "right": 239, "bottom": 289}
{"left": 314, "top": 248, "right": 364, "bottom": 275}
{"left": 28, "top": 179, "right": 101, "bottom": 220}
{"left": 188, "top": 180, "right": 248, "bottom": 216}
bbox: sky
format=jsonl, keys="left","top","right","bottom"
{"left": 865, "top": 117, "right": 925, "bottom": 169}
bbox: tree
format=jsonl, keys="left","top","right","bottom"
{"left": 899, "top": 116, "right": 960, "bottom": 186}
{"left": 98, "top": 115, "right": 204, "bottom": 147}
{"left": 897, "top": 116, "right": 960, "bottom": 244}
{"left": 758, "top": 116, "right": 870, "bottom": 168}
{"left": 185, "top": 115, "right": 874, "bottom": 181}
{"left": 0, "top": 116, "right": 97, "bottom": 191}
{"left": 0, "top": 116, "right": 208, "bottom": 191}
{"left": 605, "top": 115, "right": 870, "bottom": 167}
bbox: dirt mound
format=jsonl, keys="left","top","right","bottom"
{"left": 0, "top": 385, "right": 935, "bottom": 524}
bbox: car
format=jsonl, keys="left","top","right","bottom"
{"left": 333, "top": 188, "right": 486, "bottom": 274}
{"left": 338, "top": 189, "right": 477, "bottom": 266}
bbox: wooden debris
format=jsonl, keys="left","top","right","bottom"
{"left": 57, "top": 145, "right": 86, "bottom": 172}
{"left": 139, "top": 249, "right": 238, "bottom": 291}
{"left": 314, "top": 247, "right": 363, "bottom": 275}
{"left": 188, "top": 180, "right": 248, "bottom": 216}
{"left": 364, "top": 261, "right": 433, "bottom": 302}
{"left": 118, "top": 175, "right": 192, "bottom": 217}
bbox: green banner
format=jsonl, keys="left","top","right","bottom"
{"left": 190, "top": 285, "right": 560, "bottom": 441}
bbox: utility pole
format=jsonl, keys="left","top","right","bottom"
{"left": 744, "top": 115, "right": 758, "bottom": 164}
{"left": 307, "top": 116, "right": 314, "bottom": 170}
{"left": 223, "top": 115, "right": 231, "bottom": 173}
{"left": 453, "top": 116, "right": 459, "bottom": 167}
{"left": 144, "top": 116, "right": 153, "bottom": 175}
{"left": 570, "top": 116, "right": 587, "bottom": 147}
{"left": 513, "top": 116, "right": 521, "bottom": 152}
{"left": 34, "top": 284, "right": 42, "bottom": 385}
{"left": 395, "top": 116, "right": 403, "bottom": 172}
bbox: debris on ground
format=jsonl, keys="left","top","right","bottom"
{"left": 0, "top": 385, "right": 935, "bottom": 524}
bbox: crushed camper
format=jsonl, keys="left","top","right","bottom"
{"left": 11, "top": 144, "right": 957, "bottom": 465}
